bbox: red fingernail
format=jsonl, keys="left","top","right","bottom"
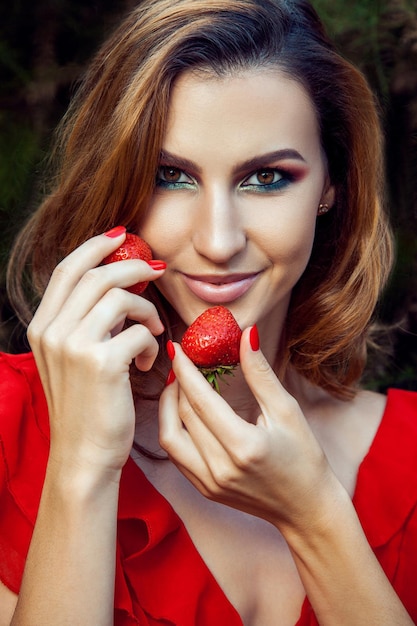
{"left": 166, "top": 340, "right": 175, "bottom": 361}
{"left": 104, "top": 225, "right": 126, "bottom": 238}
{"left": 249, "top": 324, "right": 260, "bottom": 351}
{"left": 147, "top": 260, "right": 167, "bottom": 270}
{"left": 165, "top": 369, "right": 176, "bottom": 386}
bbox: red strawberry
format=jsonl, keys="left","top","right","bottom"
{"left": 103, "top": 233, "right": 153, "bottom": 295}
{"left": 181, "top": 306, "right": 242, "bottom": 392}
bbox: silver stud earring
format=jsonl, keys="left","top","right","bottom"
{"left": 317, "top": 203, "right": 330, "bottom": 215}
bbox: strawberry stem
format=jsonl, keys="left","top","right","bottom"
{"left": 199, "top": 365, "right": 237, "bottom": 394}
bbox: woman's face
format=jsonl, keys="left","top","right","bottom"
{"left": 139, "top": 68, "right": 334, "bottom": 342}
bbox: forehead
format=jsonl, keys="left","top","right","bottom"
{"left": 163, "top": 68, "right": 321, "bottom": 159}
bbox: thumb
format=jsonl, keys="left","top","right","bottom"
{"left": 240, "top": 325, "right": 292, "bottom": 418}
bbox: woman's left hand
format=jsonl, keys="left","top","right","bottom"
{"left": 158, "top": 327, "right": 341, "bottom": 532}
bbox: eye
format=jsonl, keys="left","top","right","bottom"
{"left": 243, "top": 169, "right": 283, "bottom": 186}
{"left": 159, "top": 167, "right": 183, "bottom": 183}
{"left": 240, "top": 168, "right": 293, "bottom": 193}
{"left": 156, "top": 166, "right": 194, "bottom": 188}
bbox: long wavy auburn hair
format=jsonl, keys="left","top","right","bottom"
{"left": 7, "top": 0, "right": 393, "bottom": 399}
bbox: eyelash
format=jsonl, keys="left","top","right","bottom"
{"left": 241, "top": 169, "right": 293, "bottom": 193}
{"left": 156, "top": 166, "right": 194, "bottom": 189}
{"left": 155, "top": 166, "right": 294, "bottom": 192}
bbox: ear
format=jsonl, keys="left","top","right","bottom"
{"left": 320, "top": 177, "right": 336, "bottom": 208}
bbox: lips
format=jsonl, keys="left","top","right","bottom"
{"left": 182, "top": 272, "right": 260, "bottom": 304}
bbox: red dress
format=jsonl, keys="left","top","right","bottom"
{"left": 1, "top": 351, "right": 417, "bottom": 625}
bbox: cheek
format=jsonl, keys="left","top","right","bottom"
{"left": 261, "top": 215, "right": 317, "bottom": 268}
{"left": 139, "top": 204, "right": 187, "bottom": 260}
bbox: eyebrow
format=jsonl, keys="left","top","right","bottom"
{"left": 159, "top": 148, "right": 306, "bottom": 177}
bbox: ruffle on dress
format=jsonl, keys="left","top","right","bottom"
{"left": 114, "top": 457, "right": 243, "bottom": 625}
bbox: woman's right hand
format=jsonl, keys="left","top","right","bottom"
{"left": 27, "top": 227, "right": 166, "bottom": 479}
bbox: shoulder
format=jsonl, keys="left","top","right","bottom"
{"left": 0, "top": 350, "right": 48, "bottom": 417}
{"left": 0, "top": 352, "right": 49, "bottom": 594}
{"left": 355, "top": 388, "right": 417, "bottom": 620}
{"left": 0, "top": 351, "right": 49, "bottom": 461}
{"left": 352, "top": 387, "right": 417, "bottom": 484}
{"left": 385, "top": 386, "right": 417, "bottom": 415}
{"left": 354, "top": 387, "right": 417, "bottom": 541}
{"left": 0, "top": 351, "right": 44, "bottom": 414}
{"left": 0, "top": 351, "right": 42, "bottom": 394}
{"left": 371, "top": 387, "right": 417, "bottom": 452}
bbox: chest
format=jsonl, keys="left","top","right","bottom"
{"left": 134, "top": 457, "right": 306, "bottom": 626}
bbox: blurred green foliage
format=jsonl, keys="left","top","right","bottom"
{"left": 316, "top": 0, "right": 417, "bottom": 390}
{"left": 0, "top": 0, "right": 416, "bottom": 390}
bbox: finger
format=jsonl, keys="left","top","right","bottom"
{"left": 239, "top": 326, "right": 300, "bottom": 425}
{"left": 32, "top": 230, "right": 129, "bottom": 327}
{"left": 177, "top": 387, "right": 230, "bottom": 458}
{"left": 159, "top": 378, "right": 210, "bottom": 478}
{"left": 160, "top": 378, "right": 264, "bottom": 504}
{"left": 161, "top": 371, "right": 244, "bottom": 493}
{"left": 169, "top": 343, "right": 252, "bottom": 449}
{"left": 65, "top": 286, "right": 164, "bottom": 340}
{"left": 112, "top": 323, "right": 161, "bottom": 371}
{"left": 55, "top": 259, "right": 165, "bottom": 325}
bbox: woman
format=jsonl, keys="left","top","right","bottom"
{"left": 0, "top": 0, "right": 416, "bottom": 624}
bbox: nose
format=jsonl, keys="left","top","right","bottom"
{"left": 192, "top": 187, "right": 246, "bottom": 263}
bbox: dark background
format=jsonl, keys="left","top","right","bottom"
{"left": 0, "top": 0, "right": 416, "bottom": 391}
